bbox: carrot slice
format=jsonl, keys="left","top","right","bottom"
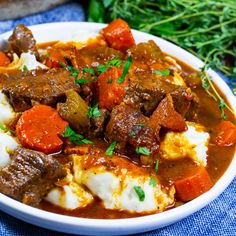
{"left": 16, "top": 105, "right": 67, "bottom": 154}
{"left": 174, "top": 167, "right": 213, "bottom": 202}
{"left": 101, "top": 18, "right": 135, "bottom": 51}
{"left": 215, "top": 120, "right": 236, "bottom": 147}
{"left": 98, "top": 67, "right": 128, "bottom": 110}
{"left": 0, "top": 51, "right": 10, "bottom": 66}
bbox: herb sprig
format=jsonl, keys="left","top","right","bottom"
{"left": 200, "top": 65, "right": 235, "bottom": 119}
{"left": 117, "top": 56, "right": 132, "bottom": 83}
{"left": 88, "top": 0, "right": 236, "bottom": 78}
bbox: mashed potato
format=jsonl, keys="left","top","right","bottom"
{"left": 45, "top": 167, "right": 93, "bottom": 210}
{"left": 0, "top": 130, "right": 19, "bottom": 169}
{"left": 72, "top": 151, "right": 175, "bottom": 214}
{"left": 160, "top": 122, "right": 210, "bottom": 166}
{"left": 0, "top": 91, "right": 15, "bottom": 124}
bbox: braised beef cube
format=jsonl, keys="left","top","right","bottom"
{"left": 0, "top": 148, "right": 66, "bottom": 206}
{"left": 2, "top": 68, "right": 80, "bottom": 112}
{"left": 106, "top": 104, "right": 159, "bottom": 155}
{"left": 124, "top": 74, "right": 198, "bottom": 117}
{"left": 75, "top": 44, "right": 123, "bottom": 69}
{"left": 128, "top": 40, "right": 164, "bottom": 65}
{"left": 8, "top": 24, "right": 39, "bottom": 59}
{"left": 89, "top": 108, "right": 110, "bottom": 137}
{"left": 124, "top": 74, "right": 179, "bottom": 116}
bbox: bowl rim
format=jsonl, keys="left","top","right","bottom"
{"left": 0, "top": 21, "right": 235, "bottom": 235}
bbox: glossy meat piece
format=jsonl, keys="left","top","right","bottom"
{"left": 0, "top": 148, "right": 66, "bottom": 206}
{"left": 2, "top": 69, "right": 80, "bottom": 112}
{"left": 128, "top": 40, "right": 164, "bottom": 65}
{"left": 149, "top": 94, "right": 187, "bottom": 132}
{"left": 8, "top": 24, "right": 39, "bottom": 59}
{"left": 75, "top": 44, "right": 123, "bottom": 69}
{"left": 89, "top": 108, "right": 110, "bottom": 137}
{"left": 124, "top": 74, "right": 197, "bottom": 116}
{"left": 106, "top": 104, "right": 159, "bottom": 155}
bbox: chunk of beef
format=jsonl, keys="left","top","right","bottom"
{"left": 0, "top": 148, "right": 66, "bottom": 206}
{"left": 89, "top": 108, "right": 110, "bottom": 137}
{"left": 149, "top": 94, "right": 187, "bottom": 132}
{"left": 128, "top": 40, "right": 164, "bottom": 65}
{"left": 124, "top": 74, "right": 198, "bottom": 117}
{"left": 106, "top": 104, "right": 159, "bottom": 156}
{"left": 8, "top": 24, "right": 39, "bottom": 59}
{"left": 75, "top": 44, "right": 123, "bottom": 69}
{"left": 2, "top": 69, "right": 80, "bottom": 112}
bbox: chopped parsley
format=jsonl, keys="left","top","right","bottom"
{"left": 149, "top": 177, "right": 157, "bottom": 187}
{"left": 67, "top": 66, "right": 79, "bottom": 77}
{"left": 97, "top": 64, "right": 107, "bottom": 74}
{"left": 61, "top": 125, "right": 93, "bottom": 145}
{"left": 88, "top": 103, "right": 101, "bottom": 119}
{"left": 23, "top": 65, "right": 29, "bottom": 72}
{"left": 105, "top": 141, "right": 117, "bottom": 157}
{"left": 83, "top": 67, "right": 95, "bottom": 76}
{"left": 45, "top": 53, "right": 50, "bottom": 58}
{"left": 130, "top": 131, "right": 136, "bottom": 137}
{"left": 135, "top": 147, "right": 150, "bottom": 156}
{"left": 75, "top": 78, "right": 86, "bottom": 84}
{"left": 135, "top": 124, "right": 145, "bottom": 127}
{"left": 59, "top": 61, "right": 66, "bottom": 67}
{"left": 154, "top": 69, "right": 170, "bottom": 76}
{"left": 117, "top": 56, "right": 132, "bottom": 83}
{"left": 0, "top": 124, "right": 11, "bottom": 133}
{"left": 106, "top": 58, "right": 122, "bottom": 67}
{"left": 133, "top": 186, "right": 145, "bottom": 201}
{"left": 155, "top": 160, "right": 159, "bottom": 173}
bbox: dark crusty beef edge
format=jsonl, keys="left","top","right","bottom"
{"left": 124, "top": 74, "right": 199, "bottom": 118}
{"left": 105, "top": 103, "right": 159, "bottom": 155}
{"left": 2, "top": 69, "right": 80, "bottom": 112}
{"left": 0, "top": 147, "right": 66, "bottom": 206}
{"left": 8, "top": 24, "right": 39, "bottom": 59}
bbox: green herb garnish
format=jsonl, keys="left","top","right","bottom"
{"left": 67, "top": 66, "right": 79, "bottom": 77}
{"left": 133, "top": 186, "right": 145, "bottom": 201}
{"left": 154, "top": 69, "right": 170, "bottom": 76}
{"left": 83, "top": 67, "right": 95, "bottom": 76}
{"left": 61, "top": 125, "right": 93, "bottom": 145}
{"left": 88, "top": 1, "right": 236, "bottom": 78}
{"left": 200, "top": 66, "right": 235, "bottom": 118}
{"left": 130, "top": 131, "right": 136, "bottom": 137}
{"left": 75, "top": 78, "right": 86, "bottom": 84}
{"left": 135, "top": 147, "right": 150, "bottom": 156}
{"left": 135, "top": 124, "right": 145, "bottom": 127}
{"left": 97, "top": 64, "right": 107, "bottom": 74}
{"left": 105, "top": 141, "right": 117, "bottom": 157}
{"left": 155, "top": 160, "right": 159, "bottom": 173}
{"left": 117, "top": 56, "right": 132, "bottom": 83}
{"left": 88, "top": 103, "right": 101, "bottom": 119}
{"left": 149, "top": 177, "right": 157, "bottom": 187}
{"left": 23, "top": 65, "right": 29, "bottom": 72}
{"left": 106, "top": 58, "right": 122, "bottom": 67}
{"left": 0, "top": 124, "right": 12, "bottom": 133}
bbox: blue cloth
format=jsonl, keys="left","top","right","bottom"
{"left": 0, "top": 2, "right": 235, "bottom": 236}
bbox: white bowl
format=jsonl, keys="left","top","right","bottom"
{"left": 0, "top": 22, "right": 235, "bottom": 235}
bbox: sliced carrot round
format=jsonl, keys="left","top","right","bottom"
{"left": 174, "top": 167, "right": 213, "bottom": 202}
{"left": 16, "top": 105, "right": 67, "bottom": 154}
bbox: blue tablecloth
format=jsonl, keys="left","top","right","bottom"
{"left": 0, "top": 2, "right": 235, "bottom": 236}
